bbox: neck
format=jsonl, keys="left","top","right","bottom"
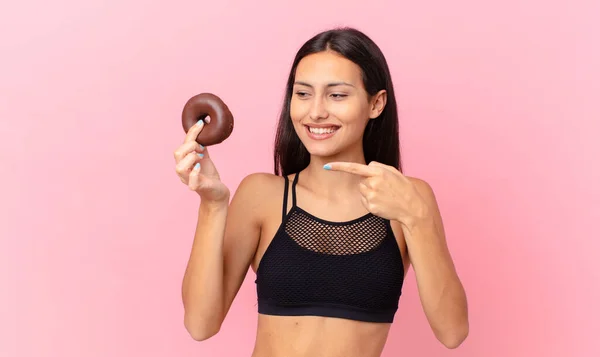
{"left": 301, "top": 144, "right": 366, "bottom": 198}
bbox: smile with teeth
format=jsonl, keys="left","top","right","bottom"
{"left": 307, "top": 126, "right": 339, "bottom": 134}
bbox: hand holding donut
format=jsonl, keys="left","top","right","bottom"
{"left": 174, "top": 119, "right": 230, "bottom": 203}
{"left": 174, "top": 93, "right": 234, "bottom": 204}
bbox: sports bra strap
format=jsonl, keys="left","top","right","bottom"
{"left": 291, "top": 172, "right": 299, "bottom": 207}
{"left": 281, "top": 172, "right": 300, "bottom": 221}
{"left": 282, "top": 175, "right": 290, "bottom": 221}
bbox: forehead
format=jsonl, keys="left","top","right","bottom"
{"left": 294, "top": 51, "right": 362, "bottom": 85}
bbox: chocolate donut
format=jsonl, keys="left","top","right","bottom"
{"left": 181, "top": 93, "right": 234, "bottom": 146}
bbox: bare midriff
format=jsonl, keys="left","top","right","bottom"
{"left": 250, "top": 313, "right": 392, "bottom": 357}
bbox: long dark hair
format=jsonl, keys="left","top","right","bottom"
{"left": 273, "top": 27, "right": 402, "bottom": 176}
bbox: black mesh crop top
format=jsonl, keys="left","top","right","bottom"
{"left": 254, "top": 172, "right": 405, "bottom": 323}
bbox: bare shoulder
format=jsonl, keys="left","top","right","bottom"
{"left": 235, "top": 172, "right": 284, "bottom": 198}
{"left": 230, "top": 172, "right": 286, "bottom": 221}
{"left": 406, "top": 176, "right": 436, "bottom": 200}
{"left": 405, "top": 175, "right": 446, "bottom": 232}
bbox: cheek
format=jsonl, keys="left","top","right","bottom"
{"left": 289, "top": 99, "right": 307, "bottom": 122}
{"left": 331, "top": 101, "right": 370, "bottom": 126}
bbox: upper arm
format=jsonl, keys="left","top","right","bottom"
{"left": 221, "top": 172, "right": 273, "bottom": 316}
{"left": 404, "top": 177, "right": 452, "bottom": 264}
{"left": 408, "top": 177, "right": 447, "bottom": 240}
{"left": 391, "top": 177, "right": 448, "bottom": 273}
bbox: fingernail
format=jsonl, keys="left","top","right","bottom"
{"left": 196, "top": 119, "right": 204, "bottom": 126}
{"left": 198, "top": 153, "right": 204, "bottom": 158}
{"left": 323, "top": 164, "right": 331, "bottom": 170}
{"left": 205, "top": 116, "right": 211, "bottom": 124}
{"left": 194, "top": 163, "right": 200, "bottom": 170}
{"left": 199, "top": 144, "right": 204, "bottom": 150}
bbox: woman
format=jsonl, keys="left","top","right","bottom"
{"left": 174, "top": 27, "right": 469, "bottom": 356}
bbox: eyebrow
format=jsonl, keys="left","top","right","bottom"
{"left": 293, "top": 81, "right": 355, "bottom": 88}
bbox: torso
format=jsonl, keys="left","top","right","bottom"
{"left": 247, "top": 172, "right": 410, "bottom": 357}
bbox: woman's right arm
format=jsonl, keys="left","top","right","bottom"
{"left": 181, "top": 174, "right": 264, "bottom": 341}
{"left": 174, "top": 119, "right": 264, "bottom": 341}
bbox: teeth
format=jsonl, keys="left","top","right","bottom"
{"left": 309, "top": 127, "right": 337, "bottom": 134}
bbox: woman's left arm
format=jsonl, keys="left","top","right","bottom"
{"left": 324, "top": 161, "right": 469, "bottom": 349}
{"left": 401, "top": 177, "right": 469, "bottom": 349}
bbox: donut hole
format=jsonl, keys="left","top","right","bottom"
{"left": 197, "top": 114, "right": 212, "bottom": 124}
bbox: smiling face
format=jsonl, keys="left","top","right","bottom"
{"left": 290, "top": 51, "right": 387, "bottom": 161}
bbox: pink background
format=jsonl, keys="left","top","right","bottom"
{"left": 1, "top": 0, "right": 598, "bottom": 356}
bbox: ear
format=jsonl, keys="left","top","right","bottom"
{"left": 369, "top": 89, "right": 387, "bottom": 119}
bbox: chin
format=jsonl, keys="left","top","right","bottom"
{"left": 304, "top": 145, "right": 340, "bottom": 159}
{"left": 303, "top": 139, "right": 354, "bottom": 160}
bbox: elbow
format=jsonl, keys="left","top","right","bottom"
{"left": 187, "top": 325, "right": 220, "bottom": 342}
{"left": 184, "top": 315, "right": 221, "bottom": 341}
{"left": 438, "top": 322, "right": 469, "bottom": 349}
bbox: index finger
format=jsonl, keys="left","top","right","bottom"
{"left": 184, "top": 119, "right": 205, "bottom": 143}
{"left": 324, "top": 162, "right": 378, "bottom": 177}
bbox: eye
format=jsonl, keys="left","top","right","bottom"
{"left": 294, "top": 91, "right": 310, "bottom": 98}
{"left": 330, "top": 93, "right": 347, "bottom": 99}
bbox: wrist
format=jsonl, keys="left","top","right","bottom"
{"left": 199, "top": 199, "right": 229, "bottom": 213}
{"left": 397, "top": 202, "right": 432, "bottom": 230}
{"left": 400, "top": 215, "right": 435, "bottom": 238}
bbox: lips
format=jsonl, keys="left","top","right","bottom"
{"left": 304, "top": 124, "right": 340, "bottom": 140}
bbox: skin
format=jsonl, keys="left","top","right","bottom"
{"left": 175, "top": 51, "right": 469, "bottom": 357}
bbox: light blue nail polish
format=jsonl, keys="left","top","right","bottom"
{"left": 196, "top": 119, "right": 204, "bottom": 126}
{"left": 194, "top": 163, "right": 201, "bottom": 170}
{"left": 199, "top": 144, "right": 204, "bottom": 150}
{"left": 198, "top": 153, "right": 204, "bottom": 158}
{"left": 323, "top": 164, "right": 331, "bottom": 170}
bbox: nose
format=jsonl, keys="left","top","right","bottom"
{"left": 309, "top": 96, "right": 329, "bottom": 120}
